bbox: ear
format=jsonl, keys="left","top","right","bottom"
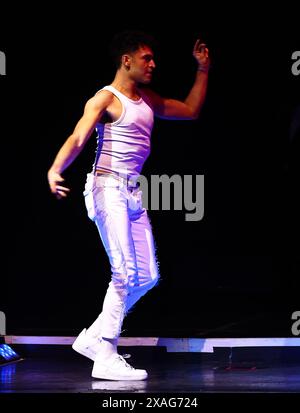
{"left": 122, "top": 54, "right": 131, "bottom": 70}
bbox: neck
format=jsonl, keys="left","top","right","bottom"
{"left": 111, "top": 71, "right": 140, "bottom": 100}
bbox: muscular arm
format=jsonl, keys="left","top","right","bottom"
{"left": 145, "top": 39, "right": 210, "bottom": 120}
{"left": 48, "top": 91, "right": 113, "bottom": 198}
{"left": 145, "top": 71, "right": 209, "bottom": 120}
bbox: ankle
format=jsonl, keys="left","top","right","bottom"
{"left": 96, "top": 337, "right": 118, "bottom": 361}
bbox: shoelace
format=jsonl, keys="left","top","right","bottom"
{"left": 116, "top": 355, "right": 134, "bottom": 370}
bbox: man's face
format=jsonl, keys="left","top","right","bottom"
{"left": 126, "top": 46, "right": 156, "bottom": 84}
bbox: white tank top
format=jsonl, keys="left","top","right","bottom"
{"left": 92, "top": 85, "right": 154, "bottom": 179}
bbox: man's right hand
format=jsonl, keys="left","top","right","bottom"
{"left": 47, "top": 169, "right": 70, "bottom": 199}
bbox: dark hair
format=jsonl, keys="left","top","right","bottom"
{"left": 109, "top": 30, "right": 156, "bottom": 69}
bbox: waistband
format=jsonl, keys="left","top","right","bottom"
{"left": 94, "top": 170, "right": 139, "bottom": 188}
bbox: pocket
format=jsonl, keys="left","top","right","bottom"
{"left": 84, "top": 190, "right": 97, "bottom": 221}
{"left": 83, "top": 173, "right": 97, "bottom": 221}
{"left": 83, "top": 173, "right": 95, "bottom": 196}
{"left": 83, "top": 180, "right": 108, "bottom": 222}
{"left": 128, "top": 189, "right": 143, "bottom": 211}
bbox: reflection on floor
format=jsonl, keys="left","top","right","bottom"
{"left": 1, "top": 344, "right": 300, "bottom": 394}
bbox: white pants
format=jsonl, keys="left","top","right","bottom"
{"left": 83, "top": 173, "right": 160, "bottom": 339}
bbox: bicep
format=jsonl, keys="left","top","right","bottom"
{"left": 72, "top": 93, "right": 111, "bottom": 143}
{"left": 156, "top": 98, "right": 194, "bottom": 120}
{"left": 73, "top": 108, "right": 102, "bottom": 139}
{"left": 145, "top": 89, "right": 194, "bottom": 120}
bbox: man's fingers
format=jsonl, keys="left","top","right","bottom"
{"left": 57, "top": 192, "right": 67, "bottom": 198}
{"left": 48, "top": 171, "right": 70, "bottom": 199}
{"left": 55, "top": 189, "right": 68, "bottom": 199}
{"left": 198, "top": 43, "right": 207, "bottom": 52}
{"left": 55, "top": 185, "right": 70, "bottom": 192}
{"left": 50, "top": 184, "right": 70, "bottom": 198}
{"left": 194, "top": 39, "right": 209, "bottom": 54}
{"left": 193, "top": 39, "right": 201, "bottom": 52}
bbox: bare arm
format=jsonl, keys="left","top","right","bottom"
{"left": 145, "top": 39, "right": 210, "bottom": 120}
{"left": 47, "top": 91, "right": 113, "bottom": 199}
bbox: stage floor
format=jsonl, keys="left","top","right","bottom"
{"left": 1, "top": 344, "right": 300, "bottom": 394}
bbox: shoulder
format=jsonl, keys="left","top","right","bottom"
{"left": 140, "top": 87, "right": 164, "bottom": 111}
{"left": 85, "top": 89, "right": 115, "bottom": 111}
{"left": 141, "top": 87, "right": 161, "bottom": 102}
{"left": 94, "top": 89, "right": 115, "bottom": 104}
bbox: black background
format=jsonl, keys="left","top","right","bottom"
{"left": 1, "top": 4, "right": 299, "bottom": 337}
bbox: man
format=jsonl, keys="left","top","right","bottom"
{"left": 47, "top": 31, "right": 210, "bottom": 380}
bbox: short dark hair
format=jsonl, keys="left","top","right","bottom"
{"left": 109, "top": 30, "right": 156, "bottom": 69}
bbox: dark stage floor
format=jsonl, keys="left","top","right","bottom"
{"left": 1, "top": 344, "right": 300, "bottom": 394}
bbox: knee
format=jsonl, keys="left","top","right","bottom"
{"left": 110, "top": 273, "right": 130, "bottom": 297}
{"left": 138, "top": 271, "right": 160, "bottom": 293}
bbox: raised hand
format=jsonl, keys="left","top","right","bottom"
{"left": 193, "top": 39, "right": 210, "bottom": 73}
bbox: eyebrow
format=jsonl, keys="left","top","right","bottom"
{"left": 141, "top": 53, "right": 154, "bottom": 60}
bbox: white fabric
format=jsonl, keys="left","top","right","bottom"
{"left": 93, "top": 85, "right": 154, "bottom": 179}
{"left": 84, "top": 174, "right": 160, "bottom": 339}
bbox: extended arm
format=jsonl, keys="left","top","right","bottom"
{"left": 47, "top": 91, "right": 113, "bottom": 199}
{"left": 146, "top": 39, "right": 210, "bottom": 120}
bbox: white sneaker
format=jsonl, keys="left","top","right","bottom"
{"left": 72, "top": 328, "right": 102, "bottom": 361}
{"left": 91, "top": 380, "right": 147, "bottom": 391}
{"left": 92, "top": 353, "right": 148, "bottom": 381}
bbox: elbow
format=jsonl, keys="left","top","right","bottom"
{"left": 188, "top": 111, "right": 199, "bottom": 120}
{"left": 186, "top": 106, "right": 200, "bottom": 120}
